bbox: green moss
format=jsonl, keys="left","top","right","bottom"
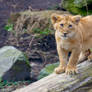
{"left": 23, "top": 53, "right": 31, "bottom": 67}
{"left": 12, "top": 64, "right": 22, "bottom": 71}
{"left": 38, "top": 62, "right": 59, "bottom": 80}
{"left": 11, "top": 52, "right": 30, "bottom": 72}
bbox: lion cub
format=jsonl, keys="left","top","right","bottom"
{"left": 51, "top": 14, "right": 92, "bottom": 75}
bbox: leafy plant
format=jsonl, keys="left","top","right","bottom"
{"left": 33, "top": 28, "right": 52, "bottom": 36}
{"left": 62, "top": 0, "right": 92, "bottom": 16}
{"left": 4, "top": 24, "right": 14, "bottom": 32}
{"left": 0, "top": 80, "right": 31, "bottom": 89}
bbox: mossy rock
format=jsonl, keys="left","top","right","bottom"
{"left": 61, "top": 0, "right": 92, "bottom": 16}
{"left": 0, "top": 46, "right": 31, "bottom": 82}
{"left": 38, "top": 62, "right": 59, "bottom": 80}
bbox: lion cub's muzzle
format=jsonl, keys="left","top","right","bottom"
{"left": 63, "top": 32, "right": 68, "bottom": 37}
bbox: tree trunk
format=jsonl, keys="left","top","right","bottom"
{"left": 14, "top": 61, "right": 92, "bottom": 92}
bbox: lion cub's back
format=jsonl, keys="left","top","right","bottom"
{"left": 82, "top": 15, "right": 92, "bottom": 24}
{"left": 81, "top": 15, "right": 92, "bottom": 33}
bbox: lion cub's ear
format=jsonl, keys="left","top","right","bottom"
{"left": 72, "top": 15, "right": 82, "bottom": 24}
{"left": 51, "top": 13, "right": 62, "bottom": 24}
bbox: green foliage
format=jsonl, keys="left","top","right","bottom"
{"left": 0, "top": 80, "right": 31, "bottom": 89}
{"left": 12, "top": 52, "right": 31, "bottom": 71}
{"left": 38, "top": 62, "right": 59, "bottom": 80}
{"left": 0, "top": 80, "right": 12, "bottom": 89}
{"left": 4, "top": 24, "right": 14, "bottom": 32}
{"left": 62, "top": 0, "right": 92, "bottom": 16}
{"left": 33, "top": 28, "right": 52, "bottom": 36}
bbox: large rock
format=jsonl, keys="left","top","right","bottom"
{"left": 61, "top": 0, "right": 92, "bottom": 15}
{"left": 0, "top": 46, "right": 31, "bottom": 81}
{"left": 38, "top": 62, "right": 59, "bottom": 80}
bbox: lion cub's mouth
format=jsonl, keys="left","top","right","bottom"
{"left": 63, "top": 33, "right": 68, "bottom": 37}
{"left": 61, "top": 32, "right": 75, "bottom": 40}
{"left": 61, "top": 33, "right": 69, "bottom": 39}
{"left": 61, "top": 35, "right": 69, "bottom": 40}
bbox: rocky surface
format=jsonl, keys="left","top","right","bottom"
{"left": 0, "top": 46, "right": 31, "bottom": 81}
{"left": 38, "top": 62, "right": 59, "bottom": 80}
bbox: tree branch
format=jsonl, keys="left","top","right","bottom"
{"left": 14, "top": 61, "right": 92, "bottom": 92}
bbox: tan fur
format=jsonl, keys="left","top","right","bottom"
{"left": 51, "top": 14, "right": 92, "bottom": 75}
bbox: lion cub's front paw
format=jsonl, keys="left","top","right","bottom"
{"left": 65, "top": 65, "right": 78, "bottom": 75}
{"left": 54, "top": 66, "right": 65, "bottom": 74}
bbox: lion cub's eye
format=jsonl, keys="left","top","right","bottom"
{"left": 68, "top": 24, "right": 72, "bottom": 28}
{"left": 60, "top": 24, "right": 64, "bottom": 27}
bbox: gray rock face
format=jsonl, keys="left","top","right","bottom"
{"left": 0, "top": 46, "right": 31, "bottom": 81}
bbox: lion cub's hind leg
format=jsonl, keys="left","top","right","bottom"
{"left": 88, "top": 53, "right": 92, "bottom": 61}
{"left": 85, "top": 49, "right": 92, "bottom": 61}
{"left": 78, "top": 49, "right": 90, "bottom": 63}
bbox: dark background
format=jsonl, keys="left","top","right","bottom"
{"left": 0, "top": 0, "right": 61, "bottom": 47}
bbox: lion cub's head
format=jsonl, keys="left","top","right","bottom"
{"left": 51, "top": 14, "right": 81, "bottom": 39}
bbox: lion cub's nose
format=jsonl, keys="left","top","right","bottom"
{"left": 63, "top": 33, "right": 68, "bottom": 37}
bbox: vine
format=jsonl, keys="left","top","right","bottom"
{"left": 85, "top": 0, "right": 88, "bottom": 15}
